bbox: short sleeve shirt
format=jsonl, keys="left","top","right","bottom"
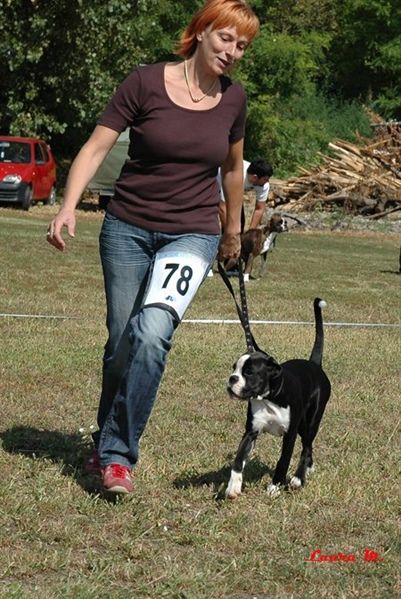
{"left": 217, "top": 160, "right": 270, "bottom": 203}
{"left": 97, "top": 62, "right": 247, "bottom": 234}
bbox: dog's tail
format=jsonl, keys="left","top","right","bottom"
{"left": 309, "top": 298, "right": 327, "bottom": 366}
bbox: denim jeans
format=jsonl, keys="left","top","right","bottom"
{"left": 95, "top": 212, "right": 219, "bottom": 469}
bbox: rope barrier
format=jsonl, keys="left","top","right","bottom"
{"left": 1, "top": 313, "right": 400, "bottom": 328}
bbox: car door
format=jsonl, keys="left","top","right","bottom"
{"left": 38, "top": 142, "right": 55, "bottom": 198}
{"left": 33, "top": 142, "right": 47, "bottom": 199}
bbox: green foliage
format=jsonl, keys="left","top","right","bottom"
{"left": 255, "top": 0, "right": 338, "bottom": 36}
{"left": 245, "top": 93, "right": 372, "bottom": 177}
{"left": 0, "top": 0, "right": 186, "bottom": 152}
{"left": 237, "top": 19, "right": 372, "bottom": 176}
{"left": 369, "top": 35, "right": 401, "bottom": 118}
{"left": 238, "top": 26, "right": 329, "bottom": 99}
{"left": 243, "top": 94, "right": 280, "bottom": 165}
{"left": 326, "top": 0, "right": 401, "bottom": 118}
{"left": 237, "top": 23, "right": 343, "bottom": 175}
{"left": 1, "top": 0, "right": 400, "bottom": 173}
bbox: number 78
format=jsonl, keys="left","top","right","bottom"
{"left": 162, "top": 263, "right": 193, "bottom": 296}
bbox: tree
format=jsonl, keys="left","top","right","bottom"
{"left": 251, "top": 0, "right": 338, "bottom": 36}
{"left": 0, "top": 0, "right": 383, "bottom": 177}
{"left": 0, "top": 0, "right": 191, "bottom": 154}
{"left": 236, "top": 23, "right": 336, "bottom": 172}
{"left": 327, "top": 0, "right": 401, "bottom": 118}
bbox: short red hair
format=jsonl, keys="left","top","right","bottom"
{"left": 176, "top": 0, "right": 260, "bottom": 58}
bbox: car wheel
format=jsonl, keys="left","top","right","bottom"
{"left": 20, "top": 184, "right": 33, "bottom": 211}
{"left": 45, "top": 186, "right": 56, "bottom": 206}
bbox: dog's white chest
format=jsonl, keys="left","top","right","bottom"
{"left": 261, "top": 232, "right": 277, "bottom": 255}
{"left": 251, "top": 399, "right": 290, "bottom": 437}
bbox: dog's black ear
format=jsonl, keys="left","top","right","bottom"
{"left": 266, "top": 356, "right": 282, "bottom": 376}
{"left": 266, "top": 354, "right": 281, "bottom": 370}
{"left": 259, "top": 353, "right": 281, "bottom": 372}
{"left": 267, "top": 358, "right": 283, "bottom": 399}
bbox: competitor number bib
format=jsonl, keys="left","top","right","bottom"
{"left": 143, "top": 251, "right": 209, "bottom": 320}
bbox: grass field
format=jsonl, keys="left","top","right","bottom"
{"left": 0, "top": 205, "right": 400, "bottom": 599}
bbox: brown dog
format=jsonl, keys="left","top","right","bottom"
{"left": 226, "top": 213, "right": 287, "bottom": 281}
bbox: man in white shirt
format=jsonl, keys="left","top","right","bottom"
{"left": 218, "top": 159, "right": 273, "bottom": 232}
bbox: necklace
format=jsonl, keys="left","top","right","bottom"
{"left": 184, "top": 60, "right": 218, "bottom": 103}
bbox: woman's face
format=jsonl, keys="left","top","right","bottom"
{"left": 197, "top": 25, "right": 248, "bottom": 74}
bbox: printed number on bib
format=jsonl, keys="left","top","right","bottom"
{"left": 143, "top": 252, "right": 209, "bottom": 320}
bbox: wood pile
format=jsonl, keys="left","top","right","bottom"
{"left": 270, "top": 123, "right": 401, "bottom": 218}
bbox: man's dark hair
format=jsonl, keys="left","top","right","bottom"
{"left": 247, "top": 159, "right": 273, "bottom": 178}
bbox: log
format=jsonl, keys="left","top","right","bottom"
{"left": 365, "top": 205, "right": 401, "bottom": 220}
{"left": 271, "top": 124, "right": 401, "bottom": 215}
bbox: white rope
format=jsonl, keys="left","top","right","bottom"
{"left": 0, "top": 313, "right": 400, "bottom": 328}
{"left": 0, "top": 313, "right": 83, "bottom": 320}
{"left": 184, "top": 319, "right": 401, "bottom": 328}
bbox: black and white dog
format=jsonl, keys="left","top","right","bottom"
{"left": 226, "top": 298, "right": 331, "bottom": 498}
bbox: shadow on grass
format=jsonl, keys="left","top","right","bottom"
{"left": 173, "top": 457, "right": 274, "bottom": 501}
{"left": 380, "top": 269, "right": 401, "bottom": 275}
{"left": 0, "top": 426, "right": 119, "bottom": 503}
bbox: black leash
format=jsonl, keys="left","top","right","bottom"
{"left": 217, "top": 260, "right": 261, "bottom": 353}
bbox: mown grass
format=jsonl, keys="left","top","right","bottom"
{"left": 0, "top": 206, "right": 400, "bottom": 599}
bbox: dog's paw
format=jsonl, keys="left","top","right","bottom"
{"left": 225, "top": 488, "right": 241, "bottom": 500}
{"left": 225, "top": 471, "right": 243, "bottom": 500}
{"left": 289, "top": 476, "right": 303, "bottom": 490}
{"left": 306, "top": 464, "right": 315, "bottom": 477}
{"left": 266, "top": 483, "right": 281, "bottom": 497}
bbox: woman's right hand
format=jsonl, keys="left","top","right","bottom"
{"left": 45, "top": 125, "right": 120, "bottom": 252}
{"left": 46, "top": 207, "right": 76, "bottom": 251}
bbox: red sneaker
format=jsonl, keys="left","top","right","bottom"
{"left": 85, "top": 448, "right": 101, "bottom": 475}
{"left": 101, "top": 464, "right": 134, "bottom": 494}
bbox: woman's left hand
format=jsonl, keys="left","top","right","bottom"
{"left": 217, "top": 232, "right": 241, "bottom": 261}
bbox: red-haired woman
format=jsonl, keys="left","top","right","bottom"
{"left": 47, "top": 0, "right": 259, "bottom": 494}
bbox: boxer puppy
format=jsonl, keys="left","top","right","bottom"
{"left": 226, "top": 298, "right": 331, "bottom": 498}
{"left": 226, "top": 213, "right": 287, "bottom": 281}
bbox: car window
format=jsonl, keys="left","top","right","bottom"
{"left": 35, "top": 143, "right": 45, "bottom": 164}
{"left": 0, "top": 141, "right": 31, "bottom": 164}
{"left": 40, "top": 143, "right": 50, "bottom": 162}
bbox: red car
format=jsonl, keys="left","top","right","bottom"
{"left": 0, "top": 135, "right": 57, "bottom": 210}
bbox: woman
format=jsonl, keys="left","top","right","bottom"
{"left": 47, "top": 0, "right": 260, "bottom": 494}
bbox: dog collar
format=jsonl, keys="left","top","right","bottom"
{"left": 253, "top": 377, "right": 283, "bottom": 402}
{"left": 271, "top": 376, "right": 284, "bottom": 398}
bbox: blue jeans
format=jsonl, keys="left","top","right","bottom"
{"left": 95, "top": 212, "right": 219, "bottom": 469}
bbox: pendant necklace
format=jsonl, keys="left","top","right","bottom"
{"left": 184, "top": 60, "right": 218, "bottom": 103}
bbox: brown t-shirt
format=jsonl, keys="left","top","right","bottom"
{"left": 97, "top": 62, "right": 247, "bottom": 234}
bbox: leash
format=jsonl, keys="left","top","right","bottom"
{"left": 217, "top": 260, "right": 261, "bottom": 353}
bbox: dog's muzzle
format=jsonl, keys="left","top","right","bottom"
{"left": 227, "top": 376, "right": 247, "bottom": 401}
